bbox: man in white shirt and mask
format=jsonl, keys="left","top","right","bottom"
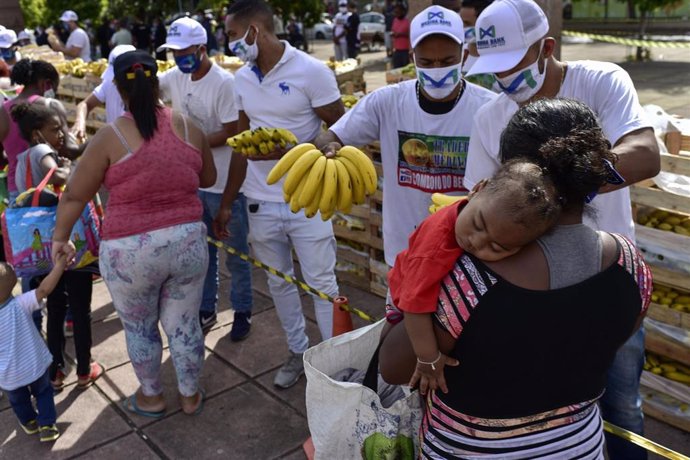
{"left": 332, "top": 0, "right": 351, "bottom": 61}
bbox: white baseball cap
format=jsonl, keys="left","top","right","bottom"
{"left": 102, "top": 44, "right": 136, "bottom": 83}
{"left": 411, "top": 5, "right": 464, "bottom": 49}
{"left": 338, "top": 0, "right": 348, "bottom": 6}
{"left": 466, "top": 0, "right": 548, "bottom": 76}
{"left": 0, "top": 29, "right": 17, "bottom": 48}
{"left": 157, "top": 17, "right": 207, "bottom": 52}
{"left": 60, "top": 10, "right": 79, "bottom": 22}
{"left": 17, "top": 30, "right": 32, "bottom": 42}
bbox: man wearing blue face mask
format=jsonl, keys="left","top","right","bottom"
{"left": 215, "top": 0, "right": 345, "bottom": 390}
{"left": 0, "top": 29, "right": 20, "bottom": 70}
{"left": 464, "top": 1, "right": 660, "bottom": 459}
{"left": 157, "top": 17, "right": 254, "bottom": 342}
{"left": 315, "top": 5, "right": 494, "bottom": 297}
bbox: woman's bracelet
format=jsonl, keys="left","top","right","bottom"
{"left": 417, "top": 352, "right": 442, "bottom": 370}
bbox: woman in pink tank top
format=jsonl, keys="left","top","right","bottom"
{"left": 51, "top": 50, "right": 216, "bottom": 418}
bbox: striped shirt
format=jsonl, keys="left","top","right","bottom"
{"left": 423, "top": 234, "right": 651, "bottom": 458}
{"left": 0, "top": 291, "right": 52, "bottom": 391}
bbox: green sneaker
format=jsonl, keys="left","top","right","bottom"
{"left": 21, "top": 419, "right": 39, "bottom": 435}
{"left": 39, "top": 424, "right": 60, "bottom": 442}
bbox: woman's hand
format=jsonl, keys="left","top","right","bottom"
{"left": 409, "top": 353, "right": 459, "bottom": 395}
{"left": 51, "top": 240, "right": 76, "bottom": 266}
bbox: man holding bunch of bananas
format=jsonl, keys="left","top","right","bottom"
{"left": 157, "top": 17, "right": 255, "bottom": 341}
{"left": 316, "top": 5, "right": 494, "bottom": 282}
{"left": 215, "top": 0, "right": 345, "bottom": 389}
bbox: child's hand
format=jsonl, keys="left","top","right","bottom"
{"left": 53, "top": 251, "right": 69, "bottom": 269}
{"left": 409, "top": 354, "right": 459, "bottom": 395}
{"left": 51, "top": 240, "right": 76, "bottom": 267}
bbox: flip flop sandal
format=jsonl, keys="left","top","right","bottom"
{"left": 77, "top": 362, "right": 105, "bottom": 390}
{"left": 182, "top": 389, "right": 206, "bottom": 416}
{"left": 122, "top": 395, "right": 166, "bottom": 419}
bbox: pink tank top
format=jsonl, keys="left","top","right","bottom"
{"left": 3, "top": 95, "right": 41, "bottom": 193}
{"left": 102, "top": 107, "right": 203, "bottom": 240}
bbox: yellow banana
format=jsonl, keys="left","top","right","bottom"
{"left": 246, "top": 145, "right": 258, "bottom": 156}
{"left": 321, "top": 208, "right": 335, "bottom": 221}
{"left": 282, "top": 149, "right": 322, "bottom": 195}
{"left": 337, "top": 156, "right": 366, "bottom": 205}
{"left": 251, "top": 129, "right": 263, "bottom": 145}
{"left": 429, "top": 204, "right": 441, "bottom": 214}
{"left": 431, "top": 193, "right": 464, "bottom": 207}
{"left": 647, "top": 354, "right": 660, "bottom": 367}
{"left": 319, "top": 159, "right": 338, "bottom": 219}
{"left": 304, "top": 180, "right": 323, "bottom": 218}
{"left": 258, "top": 142, "right": 269, "bottom": 155}
{"left": 665, "top": 371, "right": 690, "bottom": 384}
{"left": 267, "top": 143, "right": 317, "bottom": 185}
{"left": 277, "top": 128, "right": 298, "bottom": 145}
{"left": 267, "top": 140, "right": 276, "bottom": 152}
{"left": 333, "top": 158, "right": 353, "bottom": 213}
{"left": 258, "top": 127, "right": 273, "bottom": 142}
{"left": 289, "top": 178, "right": 307, "bottom": 213}
{"left": 299, "top": 155, "right": 327, "bottom": 207}
{"left": 660, "top": 364, "right": 678, "bottom": 373}
{"left": 337, "top": 146, "right": 377, "bottom": 194}
{"left": 283, "top": 190, "right": 291, "bottom": 203}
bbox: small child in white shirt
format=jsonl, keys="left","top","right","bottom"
{"left": 0, "top": 255, "right": 67, "bottom": 442}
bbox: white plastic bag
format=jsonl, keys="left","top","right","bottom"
{"left": 304, "top": 320, "right": 422, "bottom": 460}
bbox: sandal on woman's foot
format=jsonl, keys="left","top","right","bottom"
{"left": 181, "top": 389, "right": 205, "bottom": 416}
{"left": 77, "top": 362, "right": 105, "bottom": 390}
{"left": 122, "top": 394, "right": 166, "bottom": 419}
{"left": 51, "top": 369, "right": 66, "bottom": 391}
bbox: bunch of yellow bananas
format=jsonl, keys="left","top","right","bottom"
{"left": 227, "top": 127, "right": 299, "bottom": 156}
{"left": 55, "top": 58, "right": 108, "bottom": 78}
{"left": 341, "top": 94, "right": 359, "bottom": 109}
{"left": 645, "top": 352, "right": 690, "bottom": 385}
{"left": 428, "top": 193, "right": 466, "bottom": 214}
{"left": 266, "top": 143, "right": 378, "bottom": 220}
{"left": 652, "top": 283, "right": 690, "bottom": 313}
{"left": 638, "top": 208, "right": 690, "bottom": 236}
{"left": 156, "top": 60, "right": 177, "bottom": 73}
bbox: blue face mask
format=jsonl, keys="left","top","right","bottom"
{"left": 0, "top": 48, "right": 14, "bottom": 61}
{"left": 174, "top": 48, "right": 202, "bottom": 73}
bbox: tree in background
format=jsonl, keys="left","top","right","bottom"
{"left": 628, "top": 0, "right": 683, "bottom": 59}
{"left": 18, "top": 0, "right": 45, "bottom": 28}
{"left": 19, "top": 0, "right": 107, "bottom": 28}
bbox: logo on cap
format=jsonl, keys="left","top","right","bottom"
{"left": 479, "top": 26, "right": 495, "bottom": 39}
{"left": 168, "top": 25, "right": 181, "bottom": 37}
{"left": 476, "top": 24, "right": 505, "bottom": 49}
{"left": 421, "top": 9, "right": 452, "bottom": 28}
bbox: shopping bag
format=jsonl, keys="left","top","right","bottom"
{"left": 304, "top": 320, "right": 422, "bottom": 460}
{"left": 1, "top": 167, "right": 100, "bottom": 277}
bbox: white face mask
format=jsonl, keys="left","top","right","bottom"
{"left": 495, "top": 41, "right": 547, "bottom": 103}
{"left": 416, "top": 61, "right": 464, "bottom": 100}
{"left": 228, "top": 26, "right": 259, "bottom": 63}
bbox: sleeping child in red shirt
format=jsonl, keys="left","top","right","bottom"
{"left": 388, "top": 160, "right": 563, "bottom": 395}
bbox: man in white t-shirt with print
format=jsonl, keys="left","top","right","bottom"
{"left": 71, "top": 45, "right": 135, "bottom": 141}
{"left": 463, "top": 1, "right": 659, "bottom": 459}
{"left": 317, "top": 5, "right": 495, "bottom": 270}
{"left": 216, "top": 0, "right": 345, "bottom": 390}
{"left": 157, "top": 17, "right": 254, "bottom": 342}
{"left": 50, "top": 11, "right": 91, "bottom": 62}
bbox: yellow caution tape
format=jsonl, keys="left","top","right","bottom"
{"left": 563, "top": 30, "right": 690, "bottom": 48}
{"left": 604, "top": 421, "right": 690, "bottom": 460}
{"left": 207, "top": 237, "right": 378, "bottom": 323}
{"left": 209, "top": 237, "right": 688, "bottom": 459}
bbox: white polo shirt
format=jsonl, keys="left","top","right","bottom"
{"left": 159, "top": 63, "right": 239, "bottom": 194}
{"left": 234, "top": 42, "right": 341, "bottom": 202}
{"left": 331, "top": 80, "right": 496, "bottom": 265}
{"left": 66, "top": 27, "right": 91, "bottom": 62}
{"left": 465, "top": 60, "right": 652, "bottom": 242}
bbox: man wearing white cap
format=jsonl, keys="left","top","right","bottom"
{"left": 333, "top": 0, "right": 350, "bottom": 61}
{"left": 0, "top": 29, "right": 20, "bottom": 69}
{"left": 71, "top": 44, "right": 136, "bottom": 141}
{"left": 50, "top": 10, "right": 91, "bottom": 62}
{"left": 157, "top": 17, "right": 254, "bottom": 342}
{"left": 316, "top": 5, "right": 494, "bottom": 281}
{"left": 464, "top": 1, "right": 659, "bottom": 458}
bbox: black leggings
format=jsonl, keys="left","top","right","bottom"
{"left": 45, "top": 271, "right": 94, "bottom": 378}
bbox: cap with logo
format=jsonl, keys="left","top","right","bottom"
{"left": 0, "top": 29, "right": 17, "bottom": 48}
{"left": 60, "top": 10, "right": 79, "bottom": 22}
{"left": 157, "top": 17, "right": 207, "bottom": 52}
{"left": 410, "top": 5, "right": 464, "bottom": 49}
{"left": 465, "top": 0, "right": 548, "bottom": 76}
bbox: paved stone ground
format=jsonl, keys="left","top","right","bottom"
{"left": 1, "top": 40, "right": 690, "bottom": 459}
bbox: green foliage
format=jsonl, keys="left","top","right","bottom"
{"left": 42, "top": 0, "right": 108, "bottom": 25}
{"left": 270, "top": 0, "right": 324, "bottom": 27}
{"left": 19, "top": 0, "right": 47, "bottom": 28}
{"left": 629, "top": 0, "right": 684, "bottom": 13}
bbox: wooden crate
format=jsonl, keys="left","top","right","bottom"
{"left": 336, "top": 67, "right": 366, "bottom": 94}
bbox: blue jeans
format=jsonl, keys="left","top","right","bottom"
{"left": 600, "top": 327, "right": 647, "bottom": 460}
{"left": 5, "top": 369, "right": 56, "bottom": 426}
{"left": 199, "top": 191, "right": 253, "bottom": 315}
{"left": 8, "top": 190, "right": 42, "bottom": 331}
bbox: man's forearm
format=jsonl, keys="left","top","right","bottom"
{"left": 314, "top": 129, "right": 342, "bottom": 150}
{"left": 604, "top": 127, "right": 660, "bottom": 192}
{"left": 220, "top": 154, "right": 248, "bottom": 209}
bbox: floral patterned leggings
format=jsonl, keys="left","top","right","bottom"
{"left": 99, "top": 222, "right": 208, "bottom": 397}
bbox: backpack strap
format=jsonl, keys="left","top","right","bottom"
{"left": 31, "top": 167, "right": 56, "bottom": 207}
